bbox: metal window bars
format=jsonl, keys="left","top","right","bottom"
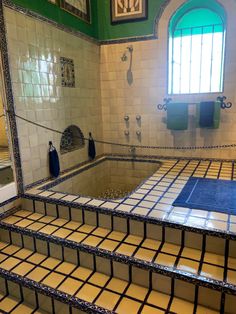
{"left": 169, "top": 23, "right": 225, "bottom": 95}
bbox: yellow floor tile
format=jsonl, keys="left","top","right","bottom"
{"left": 71, "top": 267, "right": 93, "bottom": 281}
{"left": 181, "top": 248, "right": 201, "bottom": 261}
{"left": 52, "top": 228, "right": 72, "bottom": 239}
{"left": 170, "top": 298, "right": 194, "bottom": 314}
{"left": 161, "top": 243, "right": 180, "bottom": 255}
{"left": 82, "top": 235, "right": 102, "bottom": 247}
{"left": 106, "top": 278, "right": 128, "bottom": 294}
{"left": 27, "top": 267, "right": 50, "bottom": 282}
{"left": 11, "top": 303, "right": 35, "bottom": 314}
{"left": 63, "top": 221, "right": 81, "bottom": 230}
{"left": 142, "top": 305, "right": 165, "bottom": 314}
{"left": 27, "top": 222, "right": 45, "bottom": 231}
{"left": 227, "top": 270, "right": 236, "bottom": 284}
{"left": 40, "top": 225, "right": 58, "bottom": 235}
{"left": 116, "top": 297, "right": 141, "bottom": 314}
{"left": 147, "top": 291, "right": 170, "bottom": 308}
{"left": 27, "top": 213, "right": 44, "bottom": 220}
{"left": 135, "top": 248, "right": 156, "bottom": 262}
{"left": 14, "top": 248, "right": 32, "bottom": 259}
{"left": 3, "top": 245, "right": 20, "bottom": 255}
{"left": 88, "top": 272, "right": 109, "bottom": 287}
{"left": 99, "top": 239, "right": 119, "bottom": 251}
{"left": 126, "top": 283, "right": 148, "bottom": 301}
{"left": 125, "top": 235, "right": 142, "bottom": 246}
{"left": 56, "top": 261, "right": 76, "bottom": 275}
{"left": 155, "top": 253, "right": 176, "bottom": 267}
{"left": 0, "top": 257, "right": 21, "bottom": 271}
{"left": 78, "top": 225, "right": 95, "bottom": 234}
{"left": 12, "top": 262, "right": 35, "bottom": 276}
{"left": 116, "top": 243, "right": 136, "bottom": 256}
{"left": 51, "top": 218, "right": 68, "bottom": 227}
{"left": 2, "top": 216, "right": 21, "bottom": 224}
{"left": 201, "top": 264, "right": 224, "bottom": 281}
{"left": 15, "top": 210, "right": 32, "bottom": 218}
{"left": 15, "top": 219, "right": 33, "bottom": 228}
{"left": 76, "top": 283, "right": 101, "bottom": 302}
{"left": 92, "top": 227, "right": 110, "bottom": 237}
{"left": 204, "top": 252, "right": 224, "bottom": 267}
{"left": 27, "top": 253, "right": 46, "bottom": 264}
{"left": 41, "top": 257, "right": 61, "bottom": 270}
{"left": 142, "top": 239, "right": 161, "bottom": 250}
{"left": 107, "top": 231, "right": 126, "bottom": 241}
{"left": 39, "top": 216, "right": 56, "bottom": 224}
{"left": 67, "top": 232, "right": 87, "bottom": 243}
{"left": 42, "top": 272, "right": 65, "bottom": 288}
{"left": 58, "top": 277, "right": 83, "bottom": 295}
{"left": 95, "top": 290, "right": 120, "bottom": 311}
{"left": 0, "top": 297, "right": 19, "bottom": 312}
{"left": 177, "top": 258, "right": 199, "bottom": 274}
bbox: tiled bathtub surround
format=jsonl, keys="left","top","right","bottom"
{"left": 100, "top": 0, "right": 236, "bottom": 160}
{"left": 4, "top": 7, "right": 103, "bottom": 186}
{"left": 50, "top": 158, "right": 161, "bottom": 199}
{"left": 26, "top": 157, "right": 236, "bottom": 236}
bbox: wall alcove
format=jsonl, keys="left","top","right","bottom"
{"left": 60, "top": 125, "right": 85, "bottom": 154}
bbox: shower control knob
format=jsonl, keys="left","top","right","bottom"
{"left": 124, "top": 130, "right": 129, "bottom": 136}
{"left": 124, "top": 116, "right": 129, "bottom": 121}
{"left": 136, "top": 131, "right": 141, "bottom": 136}
{"left": 136, "top": 115, "right": 141, "bottom": 121}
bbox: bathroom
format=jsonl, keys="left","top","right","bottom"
{"left": 0, "top": 0, "right": 236, "bottom": 313}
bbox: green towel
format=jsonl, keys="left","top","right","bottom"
{"left": 166, "top": 103, "right": 188, "bottom": 130}
{"left": 196, "top": 101, "right": 221, "bottom": 129}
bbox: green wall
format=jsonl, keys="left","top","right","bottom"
{"left": 11, "top": 0, "right": 99, "bottom": 39}
{"left": 9, "top": 0, "right": 167, "bottom": 41}
{"left": 97, "top": 0, "right": 167, "bottom": 41}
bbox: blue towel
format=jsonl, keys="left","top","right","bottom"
{"left": 199, "top": 101, "right": 215, "bottom": 127}
{"left": 88, "top": 138, "right": 96, "bottom": 160}
{"left": 49, "top": 149, "right": 60, "bottom": 177}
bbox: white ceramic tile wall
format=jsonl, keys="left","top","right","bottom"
{"left": 4, "top": 7, "right": 103, "bottom": 186}
{"left": 100, "top": 0, "right": 236, "bottom": 160}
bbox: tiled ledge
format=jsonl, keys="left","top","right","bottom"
{"left": 22, "top": 155, "right": 236, "bottom": 239}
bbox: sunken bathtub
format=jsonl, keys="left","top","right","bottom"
{"left": 44, "top": 156, "right": 162, "bottom": 200}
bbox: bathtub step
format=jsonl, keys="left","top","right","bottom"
{"left": 0, "top": 235, "right": 227, "bottom": 314}
{"left": 1, "top": 208, "right": 236, "bottom": 295}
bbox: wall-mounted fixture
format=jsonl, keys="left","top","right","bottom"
{"left": 136, "top": 115, "right": 141, "bottom": 121}
{"left": 136, "top": 131, "right": 141, "bottom": 136}
{"left": 124, "top": 115, "right": 129, "bottom": 121}
{"left": 121, "top": 46, "right": 133, "bottom": 62}
{"left": 124, "top": 130, "right": 129, "bottom": 136}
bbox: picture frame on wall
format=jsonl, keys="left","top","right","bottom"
{"left": 110, "top": 0, "right": 148, "bottom": 24}
{"left": 60, "top": 0, "right": 91, "bottom": 23}
{"left": 48, "top": 0, "right": 58, "bottom": 4}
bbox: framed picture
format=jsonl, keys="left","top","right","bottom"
{"left": 60, "top": 0, "right": 91, "bottom": 23}
{"left": 60, "top": 57, "right": 75, "bottom": 88}
{"left": 48, "top": 0, "right": 58, "bottom": 4}
{"left": 110, "top": 0, "right": 148, "bottom": 24}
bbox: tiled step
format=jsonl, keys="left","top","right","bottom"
{"left": 1, "top": 208, "right": 236, "bottom": 296}
{"left": 0, "top": 232, "right": 230, "bottom": 314}
{"left": 0, "top": 276, "right": 51, "bottom": 313}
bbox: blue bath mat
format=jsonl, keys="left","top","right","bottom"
{"left": 173, "top": 177, "right": 236, "bottom": 215}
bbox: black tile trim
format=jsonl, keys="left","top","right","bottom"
{"left": 0, "top": 267, "right": 115, "bottom": 314}
{"left": 0, "top": 221, "right": 235, "bottom": 296}
{"left": 22, "top": 193, "right": 236, "bottom": 241}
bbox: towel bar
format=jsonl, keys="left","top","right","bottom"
{"left": 157, "top": 96, "right": 232, "bottom": 111}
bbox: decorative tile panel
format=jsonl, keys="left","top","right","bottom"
{"left": 60, "top": 0, "right": 91, "bottom": 23}
{"left": 60, "top": 57, "right": 75, "bottom": 88}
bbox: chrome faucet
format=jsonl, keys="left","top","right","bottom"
{"left": 129, "top": 146, "right": 136, "bottom": 154}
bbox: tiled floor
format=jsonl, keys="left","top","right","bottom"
{"left": 28, "top": 158, "right": 236, "bottom": 234}
{"left": 2, "top": 209, "right": 236, "bottom": 286}
{"left": 0, "top": 240, "right": 219, "bottom": 314}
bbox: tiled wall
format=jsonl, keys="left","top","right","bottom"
{"left": 100, "top": 0, "right": 236, "bottom": 160}
{"left": 4, "top": 7, "right": 103, "bottom": 186}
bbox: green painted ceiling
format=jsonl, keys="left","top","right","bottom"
{"left": 10, "top": 0, "right": 167, "bottom": 41}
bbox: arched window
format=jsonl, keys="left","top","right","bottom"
{"left": 168, "top": 0, "right": 226, "bottom": 94}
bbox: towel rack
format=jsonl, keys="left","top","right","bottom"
{"left": 157, "top": 96, "right": 232, "bottom": 111}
